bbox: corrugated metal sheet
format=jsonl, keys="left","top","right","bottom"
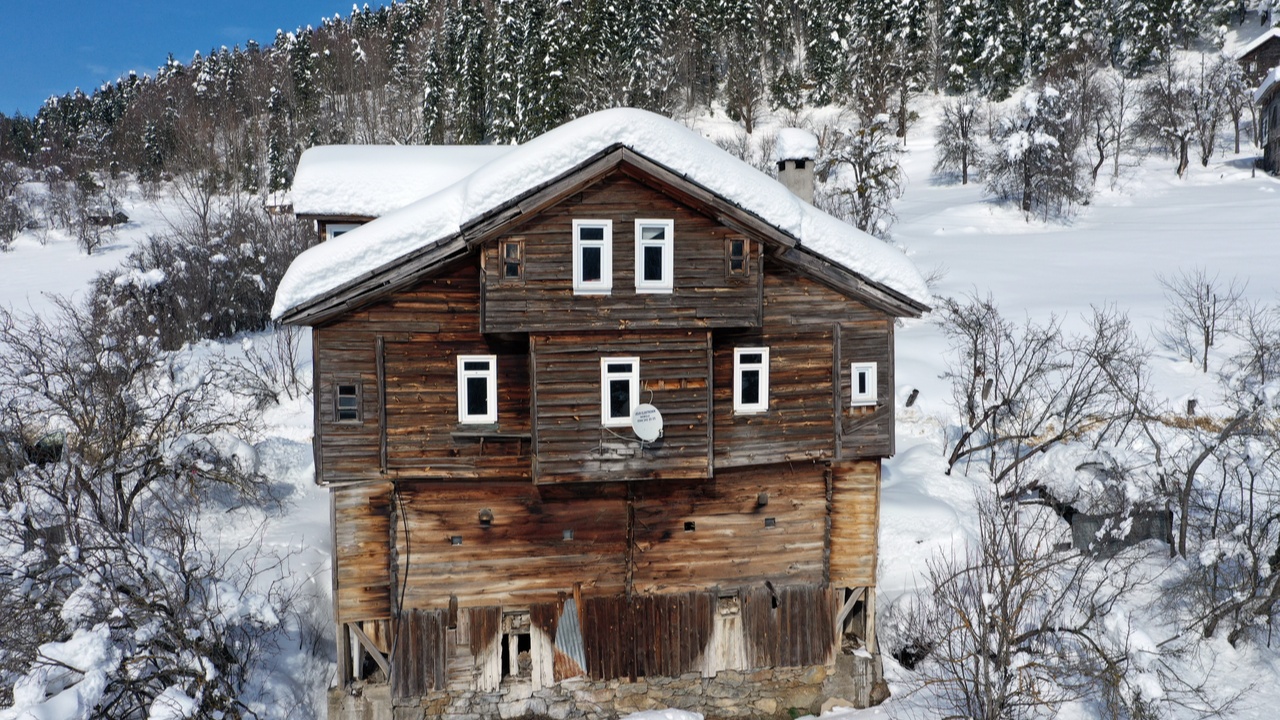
{"left": 555, "top": 597, "right": 588, "bottom": 676}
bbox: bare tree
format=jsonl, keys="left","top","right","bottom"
{"left": 1157, "top": 267, "right": 1245, "bottom": 373}
{"left": 933, "top": 94, "right": 983, "bottom": 184}
{"left": 913, "top": 497, "right": 1145, "bottom": 720}
{"left": 0, "top": 161, "right": 32, "bottom": 249}
{"left": 1190, "top": 55, "right": 1230, "bottom": 167}
{"left": 0, "top": 291, "right": 304, "bottom": 718}
{"left": 1137, "top": 60, "right": 1195, "bottom": 177}
{"left": 937, "top": 296, "right": 1136, "bottom": 486}
{"left": 818, "top": 116, "right": 904, "bottom": 237}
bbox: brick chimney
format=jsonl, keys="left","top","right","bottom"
{"left": 774, "top": 127, "right": 818, "bottom": 204}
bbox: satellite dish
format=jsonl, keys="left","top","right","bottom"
{"left": 631, "top": 404, "right": 663, "bottom": 442}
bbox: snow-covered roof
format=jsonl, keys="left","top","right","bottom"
{"left": 1237, "top": 28, "right": 1280, "bottom": 60}
{"left": 1256, "top": 65, "right": 1280, "bottom": 103}
{"left": 774, "top": 128, "right": 819, "bottom": 161}
{"left": 272, "top": 108, "right": 930, "bottom": 319}
{"left": 290, "top": 144, "right": 514, "bottom": 218}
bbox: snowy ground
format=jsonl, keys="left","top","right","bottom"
{"left": 6, "top": 70, "right": 1280, "bottom": 718}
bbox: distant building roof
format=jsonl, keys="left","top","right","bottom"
{"left": 1237, "top": 28, "right": 1280, "bottom": 60}
{"left": 290, "top": 144, "right": 515, "bottom": 218}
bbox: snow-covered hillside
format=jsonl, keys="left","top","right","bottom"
{"left": 4, "top": 76, "right": 1280, "bottom": 717}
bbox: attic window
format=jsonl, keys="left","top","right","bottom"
{"left": 573, "top": 220, "right": 612, "bottom": 294}
{"left": 501, "top": 239, "right": 524, "bottom": 281}
{"left": 727, "top": 238, "right": 748, "bottom": 277}
{"left": 851, "top": 362, "right": 877, "bottom": 407}
{"left": 458, "top": 355, "right": 498, "bottom": 424}
{"left": 335, "top": 383, "right": 361, "bottom": 422}
{"left": 634, "top": 219, "right": 674, "bottom": 293}
{"left": 601, "top": 357, "right": 639, "bottom": 427}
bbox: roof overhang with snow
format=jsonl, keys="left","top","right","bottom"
{"left": 272, "top": 108, "right": 931, "bottom": 325}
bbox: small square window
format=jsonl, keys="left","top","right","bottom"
{"left": 601, "top": 357, "right": 639, "bottom": 426}
{"left": 727, "top": 238, "right": 748, "bottom": 277}
{"left": 634, "top": 219, "right": 674, "bottom": 293}
{"left": 501, "top": 239, "right": 523, "bottom": 280}
{"left": 573, "top": 220, "right": 612, "bottom": 294}
{"left": 335, "top": 383, "right": 361, "bottom": 422}
{"left": 851, "top": 362, "right": 877, "bottom": 407}
{"left": 458, "top": 355, "right": 498, "bottom": 423}
{"left": 734, "top": 347, "right": 769, "bottom": 413}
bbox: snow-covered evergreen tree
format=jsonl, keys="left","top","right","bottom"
{"left": 984, "top": 85, "right": 1090, "bottom": 217}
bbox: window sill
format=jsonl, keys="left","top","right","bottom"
{"left": 451, "top": 427, "right": 531, "bottom": 441}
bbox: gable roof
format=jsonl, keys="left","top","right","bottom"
{"left": 290, "top": 144, "right": 515, "bottom": 219}
{"left": 272, "top": 108, "right": 931, "bottom": 322}
{"left": 1238, "top": 28, "right": 1280, "bottom": 61}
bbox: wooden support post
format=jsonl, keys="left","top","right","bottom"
{"left": 351, "top": 622, "right": 392, "bottom": 677}
{"left": 865, "top": 587, "right": 877, "bottom": 653}
{"left": 331, "top": 492, "right": 352, "bottom": 687}
{"left": 835, "top": 586, "right": 866, "bottom": 635}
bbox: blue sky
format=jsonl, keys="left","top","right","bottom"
{"left": 0, "top": 1, "right": 390, "bottom": 116}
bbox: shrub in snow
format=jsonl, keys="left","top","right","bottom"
{"left": 0, "top": 297, "right": 292, "bottom": 718}
{"left": 904, "top": 496, "right": 1225, "bottom": 720}
{"left": 94, "top": 197, "right": 313, "bottom": 351}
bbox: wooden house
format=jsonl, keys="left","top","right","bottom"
{"left": 274, "top": 109, "right": 930, "bottom": 720}
{"left": 1257, "top": 68, "right": 1280, "bottom": 173}
{"left": 1239, "top": 28, "right": 1280, "bottom": 87}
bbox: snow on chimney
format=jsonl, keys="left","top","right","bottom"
{"left": 774, "top": 127, "right": 819, "bottom": 204}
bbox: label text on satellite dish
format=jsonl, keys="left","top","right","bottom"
{"left": 631, "top": 404, "right": 663, "bottom": 442}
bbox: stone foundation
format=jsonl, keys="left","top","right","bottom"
{"left": 330, "top": 658, "right": 881, "bottom": 720}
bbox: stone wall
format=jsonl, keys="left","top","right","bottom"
{"left": 330, "top": 659, "right": 881, "bottom": 720}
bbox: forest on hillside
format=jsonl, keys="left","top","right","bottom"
{"left": 0, "top": 0, "right": 1249, "bottom": 192}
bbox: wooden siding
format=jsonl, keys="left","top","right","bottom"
{"left": 829, "top": 460, "right": 881, "bottom": 587}
{"left": 481, "top": 172, "right": 762, "bottom": 334}
{"left": 394, "top": 482, "right": 628, "bottom": 608}
{"left": 532, "top": 330, "right": 711, "bottom": 484}
{"left": 741, "top": 584, "right": 835, "bottom": 668}
{"left": 314, "top": 263, "right": 532, "bottom": 484}
{"left": 334, "top": 483, "right": 393, "bottom": 623}
{"left": 384, "top": 334, "right": 530, "bottom": 480}
{"left": 392, "top": 608, "right": 447, "bottom": 697}
{"left": 762, "top": 262, "right": 895, "bottom": 459}
{"left": 581, "top": 591, "right": 714, "bottom": 680}
{"left": 712, "top": 329, "right": 835, "bottom": 468}
{"left": 631, "top": 465, "right": 828, "bottom": 593}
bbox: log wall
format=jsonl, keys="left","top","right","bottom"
{"left": 828, "top": 460, "right": 881, "bottom": 588}
{"left": 532, "top": 329, "right": 711, "bottom": 484}
{"left": 630, "top": 465, "right": 828, "bottom": 593}
{"left": 763, "top": 262, "right": 896, "bottom": 458}
{"left": 333, "top": 483, "right": 393, "bottom": 623}
{"left": 481, "top": 173, "right": 762, "bottom": 334}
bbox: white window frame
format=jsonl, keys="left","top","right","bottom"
{"left": 634, "top": 219, "right": 674, "bottom": 293}
{"left": 572, "top": 220, "right": 613, "bottom": 295}
{"left": 457, "top": 355, "right": 498, "bottom": 424}
{"left": 326, "top": 222, "right": 360, "bottom": 241}
{"left": 600, "top": 357, "right": 640, "bottom": 427}
{"left": 733, "top": 347, "right": 769, "bottom": 414}
{"left": 851, "top": 362, "right": 877, "bottom": 407}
